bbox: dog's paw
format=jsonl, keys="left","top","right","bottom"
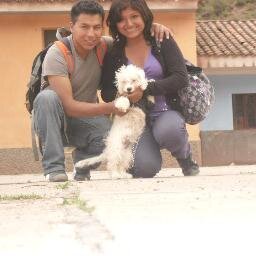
{"left": 110, "top": 171, "right": 122, "bottom": 180}
{"left": 147, "top": 95, "right": 155, "bottom": 104}
{"left": 75, "top": 160, "right": 87, "bottom": 169}
{"left": 121, "top": 172, "right": 133, "bottom": 179}
{"left": 110, "top": 170, "right": 132, "bottom": 180}
{"left": 114, "top": 96, "right": 130, "bottom": 112}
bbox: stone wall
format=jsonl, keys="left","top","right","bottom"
{"left": 0, "top": 140, "right": 201, "bottom": 175}
{"left": 201, "top": 130, "right": 256, "bottom": 166}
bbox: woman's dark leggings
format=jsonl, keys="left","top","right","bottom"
{"left": 132, "top": 110, "right": 191, "bottom": 178}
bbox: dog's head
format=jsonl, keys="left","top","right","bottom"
{"left": 115, "top": 64, "right": 148, "bottom": 95}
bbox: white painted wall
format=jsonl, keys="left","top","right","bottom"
{"left": 200, "top": 74, "right": 256, "bottom": 131}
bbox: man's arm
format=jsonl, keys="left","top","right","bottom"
{"left": 151, "top": 23, "right": 174, "bottom": 42}
{"left": 48, "top": 75, "right": 119, "bottom": 117}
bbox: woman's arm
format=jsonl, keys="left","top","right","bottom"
{"left": 101, "top": 51, "right": 118, "bottom": 102}
{"left": 146, "top": 37, "right": 188, "bottom": 96}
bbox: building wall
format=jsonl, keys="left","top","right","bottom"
{"left": 200, "top": 74, "right": 256, "bottom": 131}
{"left": 0, "top": 14, "right": 69, "bottom": 149}
{"left": 200, "top": 73, "right": 256, "bottom": 166}
{"left": 0, "top": 11, "right": 199, "bottom": 174}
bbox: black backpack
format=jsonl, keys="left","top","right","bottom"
{"left": 25, "top": 38, "right": 72, "bottom": 114}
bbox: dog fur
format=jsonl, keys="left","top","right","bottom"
{"left": 75, "top": 64, "right": 151, "bottom": 179}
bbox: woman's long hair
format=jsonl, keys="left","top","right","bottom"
{"left": 106, "top": 0, "right": 154, "bottom": 49}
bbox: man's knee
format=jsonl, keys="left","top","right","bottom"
{"left": 34, "top": 90, "right": 61, "bottom": 111}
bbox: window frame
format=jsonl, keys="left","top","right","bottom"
{"left": 232, "top": 93, "right": 256, "bottom": 130}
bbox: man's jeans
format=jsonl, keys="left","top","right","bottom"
{"left": 33, "top": 89, "right": 111, "bottom": 175}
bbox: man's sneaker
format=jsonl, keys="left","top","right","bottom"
{"left": 177, "top": 154, "right": 200, "bottom": 176}
{"left": 73, "top": 167, "right": 91, "bottom": 181}
{"left": 45, "top": 171, "right": 68, "bottom": 182}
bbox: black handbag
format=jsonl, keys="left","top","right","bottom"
{"left": 178, "top": 60, "right": 215, "bottom": 125}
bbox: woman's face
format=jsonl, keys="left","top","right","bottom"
{"left": 116, "top": 7, "right": 145, "bottom": 40}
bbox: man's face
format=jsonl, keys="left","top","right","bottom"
{"left": 70, "top": 13, "right": 103, "bottom": 53}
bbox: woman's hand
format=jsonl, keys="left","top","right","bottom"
{"left": 151, "top": 23, "right": 174, "bottom": 42}
{"left": 125, "top": 87, "right": 143, "bottom": 103}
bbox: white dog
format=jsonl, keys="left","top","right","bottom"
{"left": 75, "top": 64, "right": 151, "bottom": 179}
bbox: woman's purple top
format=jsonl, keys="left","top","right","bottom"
{"left": 129, "top": 50, "right": 169, "bottom": 117}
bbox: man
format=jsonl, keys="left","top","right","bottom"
{"left": 33, "top": 0, "right": 171, "bottom": 182}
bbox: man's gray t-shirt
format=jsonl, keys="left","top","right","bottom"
{"left": 42, "top": 35, "right": 112, "bottom": 103}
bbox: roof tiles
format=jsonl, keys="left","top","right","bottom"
{"left": 196, "top": 20, "right": 256, "bottom": 56}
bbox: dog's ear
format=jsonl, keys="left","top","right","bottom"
{"left": 118, "top": 65, "right": 126, "bottom": 74}
{"left": 115, "top": 65, "right": 128, "bottom": 95}
{"left": 114, "top": 70, "right": 119, "bottom": 88}
{"left": 114, "top": 65, "right": 126, "bottom": 88}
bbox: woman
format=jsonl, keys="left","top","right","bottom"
{"left": 101, "top": 0, "right": 199, "bottom": 178}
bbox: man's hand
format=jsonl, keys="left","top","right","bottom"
{"left": 151, "top": 23, "right": 174, "bottom": 42}
{"left": 113, "top": 107, "right": 128, "bottom": 116}
{"left": 125, "top": 87, "right": 143, "bottom": 104}
{"left": 109, "top": 100, "right": 128, "bottom": 117}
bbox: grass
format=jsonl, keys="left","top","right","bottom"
{"left": 197, "top": 0, "right": 256, "bottom": 20}
{"left": 56, "top": 181, "right": 72, "bottom": 190}
{"left": 0, "top": 194, "right": 43, "bottom": 201}
{"left": 63, "top": 195, "right": 95, "bottom": 214}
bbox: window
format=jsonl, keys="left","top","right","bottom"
{"left": 233, "top": 94, "right": 256, "bottom": 130}
{"left": 44, "top": 30, "right": 57, "bottom": 47}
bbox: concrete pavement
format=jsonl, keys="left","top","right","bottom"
{"left": 0, "top": 165, "right": 256, "bottom": 256}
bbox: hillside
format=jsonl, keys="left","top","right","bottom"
{"left": 197, "top": 0, "right": 256, "bottom": 20}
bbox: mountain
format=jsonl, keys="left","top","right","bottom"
{"left": 197, "top": 0, "right": 256, "bottom": 20}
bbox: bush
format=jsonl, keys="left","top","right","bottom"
{"left": 197, "top": 0, "right": 232, "bottom": 19}
{"left": 197, "top": 0, "right": 256, "bottom": 19}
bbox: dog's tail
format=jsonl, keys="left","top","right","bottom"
{"left": 75, "top": 154, "right": 105, "bottom": 170}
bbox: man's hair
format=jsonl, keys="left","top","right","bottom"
{"left": 106, "top": 0, "right": 153, "bottom": 47}
{"left": 71, "top": 0, "right": 105, "bottom": 24}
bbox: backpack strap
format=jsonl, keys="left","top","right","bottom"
{"left": 96, "top": 38, "right": 108, "bottom": 66}
{"left": 55, "top": 37, "right": 107, "bottom": 72}
{"left": 55, "top": 39, "right": 74, "bottom": 75}
{"left": 31, "top": 110, "right": 40, "bottom": 161}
